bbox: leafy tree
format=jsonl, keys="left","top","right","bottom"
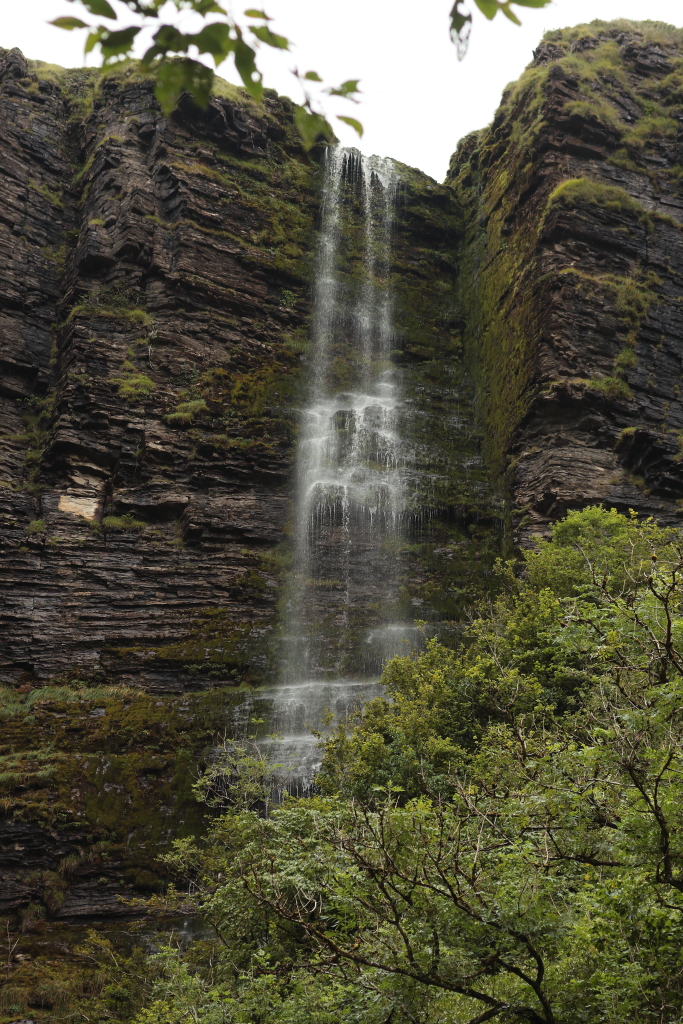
{"left": 449, "top": 0, "right": 552, "bottom": 58}
{"left": 122, "top": 507, "right": 683, "bottom": 1024}
{"left": 52, "top": 0, "right": 551, "bottom": 147}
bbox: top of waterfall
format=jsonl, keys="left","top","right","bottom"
{"left": 330, "top": 145, "right": 398, "bottom": 191}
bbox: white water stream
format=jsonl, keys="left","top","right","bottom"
{"left": 237, "top": 147, "right": 414, "bottom": 793}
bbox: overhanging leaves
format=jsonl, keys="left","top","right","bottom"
{"left": 70, "top": 0, "right": 117, "bottom": 17}
{"left": 154, "top": 58, "right": 215, "bottom": 114}
{"left": 294, "top": 106, "right": 333, "bottom": 150}
{"left": 450, "top": 0, "right": 551, "bottom": 59}
{"left": 50, "top": 16, "right": 89, "bottom": 30}
{"left": 337, "top": 115, "right": 363, "bottom": 137}
{"left": 250, "top": 24, "right": 289, "bottom": 49}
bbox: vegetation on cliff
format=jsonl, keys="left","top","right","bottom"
{"left": 24, "top": 506, "right": 682, "bottom": 1024}
{"left": 7, "top": 18, "right": 683, "bottom": 1020}
{"left": 450, "top": 18, "right": 683, "bottom": 477}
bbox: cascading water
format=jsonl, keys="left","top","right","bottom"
{"left": 284, "top": 147, "right": 405, "bottom": 676}
{"left": 236, "top": 147, "right": 417, "bottom": 793}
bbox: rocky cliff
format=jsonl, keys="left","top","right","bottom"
{"left": 0, "top": 43, "right": 495, "bottom": 1002}
{"left": 0, "top": 46, "right": 320, "bottom": 998}
{"left": 4, "top": 16, "right": 683, "bottom": 1017}
{"left": 450, "top": 18, "right": 683, "bottom": 545}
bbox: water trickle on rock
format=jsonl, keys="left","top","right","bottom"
{"left": 285, "top": 147, "right": 406, "bottom": 677}
{"left": 238, "top": 147, "right": 418, "bottom": 795}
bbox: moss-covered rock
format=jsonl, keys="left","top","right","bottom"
{"left": 449, "top": 19, "right": 683, "bottom": 544}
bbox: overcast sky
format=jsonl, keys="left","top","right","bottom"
{"left": 4, "top": 1, "right": 683, "bottom": 181}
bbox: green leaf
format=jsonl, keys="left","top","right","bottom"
{"left": 500, "top": 3, "right": 522, "bottom": 25}
{"left": 449, "top": 1, "right": 470, "bottom": 34}
{"left": 513, "top": 0, "right": 552, "bottom": 7}
{"left": 84, "top": 27, "right": 104, "bottom": 55}
{"left": 250, "top": 25, "right": 289, "bottom": 49}
{"left": 449, "top": 0, "right": 472, "bottom": 59}
{"left": 141, "top": 44, "right": 164, "bottom": 64}
{"left": 190, "top": 0, "right": 227, "bottom": 12}
{"left": 303, "top": 70, "right": 322, "bottom": 82}
{"left": 50, "top": 16, "right": 89, "bottom": 30}
{"left": 149, "top": 24, "right": 188, "bottom": 53}
{"left": 293, "top": 106, "right": 333, "bottom": 150}
{"left": 192, "top": 23, "right": 234, "bottom": 63}
{"left": 77, "top": 0, "right": 116, "bottom": 17}
{"left": 234, "top": 37, "right": 263, "bottom": 100}
{"left": 244, "top": 8, "right": 270, "bottom": 17}
{"left": 99, "top": 25, "right": 141, "bottom": 61}
{"left": 327, "top": 79, "right": 361, "bottom": 99}
{"left": 474, "top": 0, "right": 500, "bottom": 20}
{"left": 337, "top": 115, "right": 363, "bottom": 137}
{"left": 154, "top": 57, "right": 214, "bottom": 115}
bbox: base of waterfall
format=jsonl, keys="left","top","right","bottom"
{"left": 233, "top": 677, "right": 384, "bottom": 796}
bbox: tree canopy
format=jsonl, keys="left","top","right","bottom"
{"left": 74, "top": 507, "right": 683, "bottom": 1023}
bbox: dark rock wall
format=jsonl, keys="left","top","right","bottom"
{"left": 0, "top": 47, "right": 492, "bottom": 956}
{"left": 7, "top": 16, "right": 683, "bottom": 992}
{"left": 0, "top": 47, "right": 317, "bottom": 692}
{"left": 450, "top": 19, "right": 683, "bottom": 544}
{"left": 0, "top": 45, "right": 324, "bottom": 954}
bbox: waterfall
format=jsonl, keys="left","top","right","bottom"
{"left": 237, "top": 147, "right": 415, "bottom": 794}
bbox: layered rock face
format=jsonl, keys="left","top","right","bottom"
{"left": 0, "top": 47, "right": 317, "bottom": 692}
{"left": 0, "top": 46, "right": 494, "bottom": 953}
{"left": 0, "top": 43, "right": 322, "bottom": 947}
{"left": 5, "top": 15, "right": 683, "bottom": 1003}
{"left": 0, "top": 47, "right": 491, "bottom": 695}
{"left": 450, "top": 19, "right": 683, "bottom": 543}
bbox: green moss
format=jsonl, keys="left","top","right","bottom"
{"left": 101, "top": 514, "right": 146, "bottom": 532}
{"left": 546, "top": 178, "right": 654, "bottom": 231}
{"left": 26, "top": 518, "right": 45, "bottom": 535}
{"left": 449, "top": 155, "right": 542, "bottom": 472}
{"left": 608, "top": 148, "right": 643, "bottom": 174}
{"left": 41, "top": 243, "right": 69, "bottom": 274}
{"left": 65, "top": 287, "right": 154, "bottom": 327}
{"left": 165, "top": 399, "right": 209, "bottom": 425}
{"left": 623, "top": 114, "right": 677, "bottom": 150}
{"left": 28, "top": 179, "right": 63, "bottom": 208}
{"left": 579, "top": 375, "right": 634, "bottom": 400}
{"left": 110, "top": 352, "right": 157, "bottom": 402}
{"left": 619, "top": 426, "right": 638, "bottom": 441}
{"left": 544, "top": 19, "right": 683, "bottom": 49}
{"left": 113, "top": 371, "right": 156, "bottom": 402}
{"left": 564, "top": 97, "right": 623, "bottom": 130}
{"left": 151, "top": 608, "right": 266, "bottom": 676}
{"left": 72, "top": 134, "right": 126, "bottom": 186}
{"left": 0, "top": 682, "right": 255, "bottom": 952}
{"left": 15, "top": 391, "right": 56, "bottom": 479}
{"left": 211, "top": 72, "right": 263, "bottom": 112}
{"left": 447, "top": 23, "right": 675, "bottom": 482}
{"left": 615, "top": 347, "right": 638, "bottom": 371}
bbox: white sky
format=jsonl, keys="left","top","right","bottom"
{"left": 4, "top": 1, "right": 683, "bottom": 180}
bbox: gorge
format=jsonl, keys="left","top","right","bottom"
{"left": 3, "top": 15, "right": 683, "bottom": 1016}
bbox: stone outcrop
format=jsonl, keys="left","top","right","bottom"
{"left": 450, "top": 19, "right": 683, "bottom": 543}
